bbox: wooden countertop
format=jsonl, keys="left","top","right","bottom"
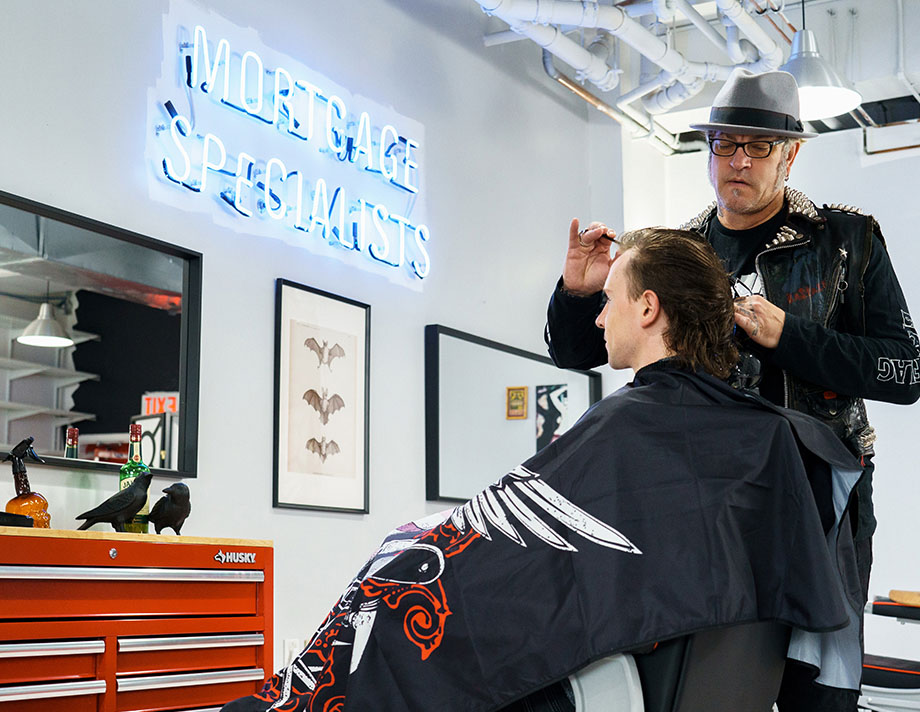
{"left": 0, "top": 525, "right": 272, "bottom": 547}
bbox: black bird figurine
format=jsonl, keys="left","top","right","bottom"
{"left": 148, "top": 482, "right": 191, "bottom": 535}
{"left": 75, "top": 472, "right": 153, "bottom": 532}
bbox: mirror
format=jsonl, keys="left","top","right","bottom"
{"left": 425, "top": 324, "right": 602, "bottom": 501}
{"left": 0, "top": 190, "right": 201, "bottom": 477}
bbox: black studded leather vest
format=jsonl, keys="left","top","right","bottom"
{"left": 682, "top": 187, "right": 878, "bottom": 456}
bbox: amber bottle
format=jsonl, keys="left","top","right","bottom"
{"left": 4, "top": 437, "right": 50, "bottom": 528}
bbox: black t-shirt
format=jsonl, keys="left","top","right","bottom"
{"left": 708, "top": 210, "right": 786, "bottom": 294}
{"left": 707, "top": 211, "right": 788, "bottom": 405}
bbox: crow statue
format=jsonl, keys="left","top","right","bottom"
{"left": 75, "top": 472, "right": 153, "bottom": 532}
{"left": 148, "top": 482, "right": 191, "bottom": 535}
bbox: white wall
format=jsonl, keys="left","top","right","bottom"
{"left": 622, "top": 126, "right": 920, "bottom": 660}
{"left": 10, "top": 0, "right": 915, "bottom": 680}
{"left": 795, "top": 130, "right": 920, "bottom": 661}
{"left": 0, "top": 0, "right": 623, "bottom": 668}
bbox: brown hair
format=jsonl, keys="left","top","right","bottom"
{"left": 616, "top": 227, "right": 738, "bottom": 379}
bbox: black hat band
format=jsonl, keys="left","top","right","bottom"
{"left": 709, "top": 106, "right": 804, "bottom": 134}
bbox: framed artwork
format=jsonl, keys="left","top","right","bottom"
{"left": 425, "top": 325, "right": 602, "bottom": 502}
{"left": 273, "top": 279, "right": 370, "bottom": 513}
{"left": 535, "top": 384, "right": 569, "bottom": 452}
{"left": 506, "top": 387, "right": 527, "bottom": 420}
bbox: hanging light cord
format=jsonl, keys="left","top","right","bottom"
{"left": 801, "top": 0, "right": 806, "bottom": 29}
{"left": 0, "top": 290, "right": 68, "bottom": 307}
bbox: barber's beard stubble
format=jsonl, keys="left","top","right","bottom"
{"left": 709, "top": 150, "right": 788, "bottom": 219}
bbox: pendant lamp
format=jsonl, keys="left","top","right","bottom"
{"left": 780, "top": 2, "right": 861, "bottom": 121}
{"left": 17, "top": 289, "right": 74, "bottom": 349}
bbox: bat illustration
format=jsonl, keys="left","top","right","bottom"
{"left": 307, "top": 436, "right": 341, "bottom": 463}
{"left": 303, "top": 388, "right": 345, "bottom": 424}
{"left": 304, "top": 337, "right": 346, "bottom": 370}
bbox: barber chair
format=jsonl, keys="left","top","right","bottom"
{"left": 503, "top": 621, "right": 790, "bottom": 712}
{"left": 859, "top": 595, "right": 920, "bottom": 711}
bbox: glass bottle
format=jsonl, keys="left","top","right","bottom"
{"left": 119, "top": 423, "right": 149, "bottom": 533}
{"left": 4, "top": 437, "right": 50, "bottom": 528}
{"left": 64, "top": 427, "right": 79, "bottom": 458}
{"left": 5, "top": 465, "right": 51, "bottom": 528}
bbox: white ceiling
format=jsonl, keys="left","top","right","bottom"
{"left": 473, "top": 0, "right": 920, "bottom": 138}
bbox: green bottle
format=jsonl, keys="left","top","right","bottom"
{"left": 119, "top": 423, "right": 150, "bottom": 534}
{"left": 64, "top": 427, "right": 79, "bottom": 458}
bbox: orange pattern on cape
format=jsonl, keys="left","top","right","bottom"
{"left": 361, "top": 578, "right": 452, "bottom": 660}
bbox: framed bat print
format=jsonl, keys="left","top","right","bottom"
{"left": 273, "top": 279, "right": 370, "bottom": 513}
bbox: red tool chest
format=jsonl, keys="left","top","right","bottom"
{"left": 0, "top": 526, "right": 273, "bottom": 711}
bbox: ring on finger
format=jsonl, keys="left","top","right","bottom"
{"left": 578, "top": 236, "right": 590, "bottom": 248}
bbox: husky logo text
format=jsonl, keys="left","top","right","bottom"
{"left": 214, "top": 550, "right": 256, "bottom": 565}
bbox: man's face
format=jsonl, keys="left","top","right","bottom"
{"left": 708, "top": 132, "right": 794, "bottom": 225}
{"left": 595, "top": 250, "right": 643, "bottom": 371}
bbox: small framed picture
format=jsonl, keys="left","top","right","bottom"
{"left": 273, "top": 279, "right": 370, "bottom": 513}
{"left": 506, "top": 386, "right": 528, "bottom": 420}
{"left": 536, "top": 384, "right": 569, "bottom": 452}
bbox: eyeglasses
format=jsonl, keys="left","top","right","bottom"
{"left": 708, "top": 138, "right": 786, "bottom": 159}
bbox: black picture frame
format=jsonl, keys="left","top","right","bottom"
{"left": 425, "top": 324, "right": 602, "bottom": 502}
{"left": 273, "top": 279, "right": 370, "bottom": 513}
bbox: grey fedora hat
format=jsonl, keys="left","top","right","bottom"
{"left": 690, "top": 68, "right": 818, "bottom": 139}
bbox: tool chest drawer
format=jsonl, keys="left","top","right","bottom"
{"left": 0, "top": 526, "right": 273, "bottom": 712}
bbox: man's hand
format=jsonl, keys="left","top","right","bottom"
{"left": 734, "top": 296, "right": 785, "bottom": 349}
{"left": 562, "top": 218, "right": 616, "bottom": 297}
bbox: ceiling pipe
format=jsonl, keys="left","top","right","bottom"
{"left": 479, "top": 1, "right": 688, "bottom": 81}
{"left": 619, "top": 1, "right": 659, "bottom": 18}
{"left": 642, "top": 76, "right": 706, "bottom": 114}
{"left": 722, "top": 18, "right": 758, "bottom": 64}
{"left": 481, "top": 0, "right": 779, "bottom": 87}
{"left": 587, "top": 30, "right": 617, "bottom": 64}
{"left": 671, "top": 0, "right": 733, "bottom": 61}
{"left": 682, "top": 59, "right": 733, "bottom": 81}
{"left": 477, "top": 0, "right": 780, "bottom": 148}
{"left": 713, "top": 0, "right": 784, "bottom": 71}
{"left": 504, "top": 17, "right": 622, "bottom": 90}
{"left": 748, "top": 0, "right": 795, "bottom": 44}
{"left": 541, "top": 50, "right": 679, "bottom": 155}
{"left": 651, "top": 0, "right": 677, "bottom": 24}
{"left": 616, "top": 73, "right": 669, "bottom": 110}
{"left": 479, "top": 0, "right": 719, "bottom": 87}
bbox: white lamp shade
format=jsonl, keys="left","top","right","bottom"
{"left": 796, "top": 85, "right": 863, "bottom": 123}
{"left": 17, "top": 302, "right": 74, "bottom": 348}
{"left": 781, "top": 29, "right": 862, "bottom": 121}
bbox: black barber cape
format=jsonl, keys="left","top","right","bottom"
{"left": 224, "top": 363, "right": 863, "bottom": 712}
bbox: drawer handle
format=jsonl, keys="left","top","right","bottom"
{"left": 0, "top": 640, "right": 105, "bottom": 658}
{"left": 119, "top": 633, "right": 264, "bottom": 652}
{"left": 117, "top": 667, "right": 265, "bottom": 692}
{"left": 0, "top": 679, "right": 106, "bottom": 702}
{"left": 0, "top": 565, "right": 263, "bottom": 582}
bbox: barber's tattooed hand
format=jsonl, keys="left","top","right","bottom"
{"left": 733, "top": 296, "right": 785, "bottom": 349}
{"left": 562, "top": 218, "right": 617, "bottom": 297}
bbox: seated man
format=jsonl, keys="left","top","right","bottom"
{"left": 224, "top": 228, "right": 863, "bottom": 712}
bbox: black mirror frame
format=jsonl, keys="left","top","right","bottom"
{"left": 424, "top": 324, "right": 602, "bottom": 502}
{"left": 0, "top": 189, "right": 202, "bottom": 479}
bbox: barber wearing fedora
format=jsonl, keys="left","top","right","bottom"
{"left": 545, "top": 68, "right": 919, "bottom": 710}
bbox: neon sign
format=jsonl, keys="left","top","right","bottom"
{"left": 149, "top": 10, "right": 430, "bottom": 284}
